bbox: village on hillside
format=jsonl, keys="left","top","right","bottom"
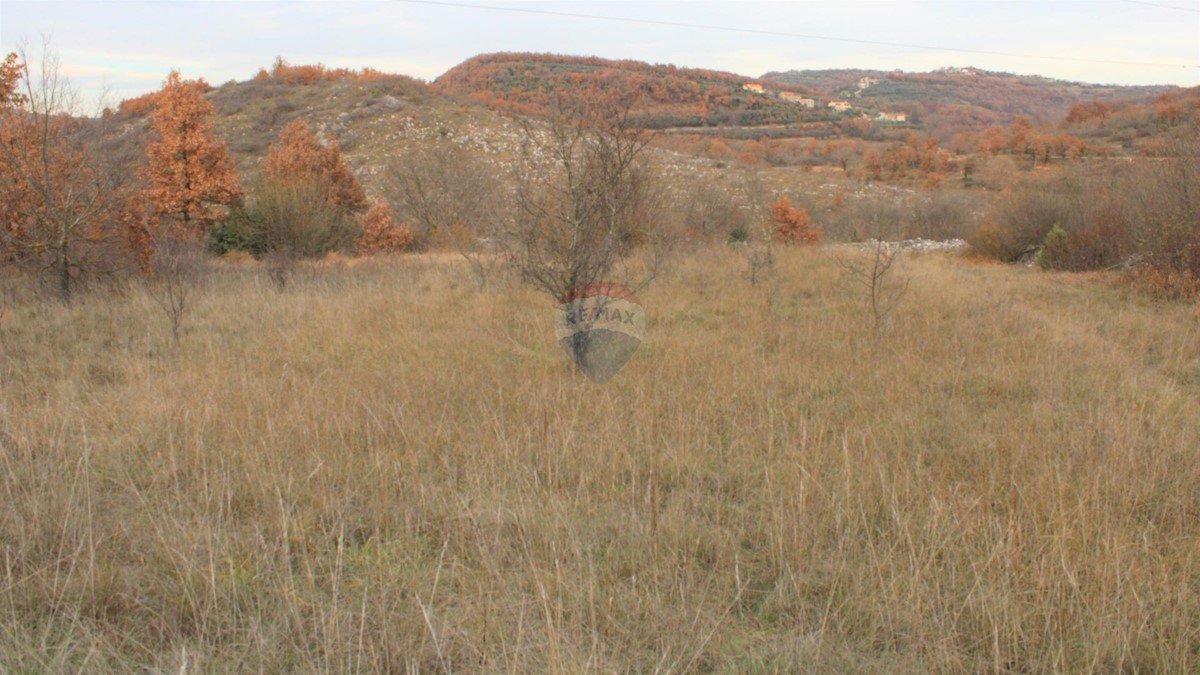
{"left": 741, "top": 80, "right": 909, "bottom": 123}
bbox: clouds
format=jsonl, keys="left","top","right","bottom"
{"left": 1, "top": 0, "right": 1196, "bottom": 106}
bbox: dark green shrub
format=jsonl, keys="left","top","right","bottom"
{"left": 1036, "top": 225, "right": 1070, "bottom": 270}
{"left": 727, "top": 225, "right": 750, "bottom": 244}
{"left": 208, "top": 206, "right": 266, "bottom": 257}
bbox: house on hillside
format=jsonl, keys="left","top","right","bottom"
{"left": 858, "top": 76, "right": 880, "bottom": 89}
{"left": 742, "top": 83, "right": 765, "bottom": 93}
{"left": 875, "top": 111, "right": 908, "bottom": 123}
{"left": 780, "top": 92, "right": 815, "bottom": 107}
{"left": 827, "top": 100, "right": 852, "bottom": 112}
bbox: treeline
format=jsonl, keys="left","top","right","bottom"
{"left": 950, "top": 117, "right": 1098, "bottom": 163}
{"left": 0, "top": 49, "right": 412, "bottom": 302}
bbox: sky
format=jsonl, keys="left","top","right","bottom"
{"left": 1, "top": 0, "right": 1197, "bottom": 107}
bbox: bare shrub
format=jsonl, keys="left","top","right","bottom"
{"left": 148, "top": 234, "right": 206, "bottom": 346}
{"left": 735, "top": 168, "right": 776, "bottom": 287}
{"left": 384, "top": 140, "right": 502, "bottom": 288}
{"left": 824, "top": 195, "right": 908, "bottom": 242}
{"left": 1129, "top": 124, "right": 1200, "bottom": 280}
{"left": 673, "top": 175, "right": 753, "bottom": 244}
{"left": 837, "top": 240, "right": 909, "bottom": 338}
{"left": 905, "top": 190, "right": 983, "bottom": 241}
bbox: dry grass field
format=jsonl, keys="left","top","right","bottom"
{"left": 1, "top": 248, "right": 1199, "bottom": 672}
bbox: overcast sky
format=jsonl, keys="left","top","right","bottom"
{"left": 2, "top": 0, "right": 1197, "bottom": 107}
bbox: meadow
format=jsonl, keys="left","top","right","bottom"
{"left": 1, "top": 248, "right": 1198, "bottom": 672}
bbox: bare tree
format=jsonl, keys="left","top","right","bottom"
{"left": 507, "top": 91, "right": 667, "bottom": 300}
{"left": 384, "top": 140, "right": 502, "bottom": 289}
{"left": 835, "top": 208, "right": 909, "bottom": 339}
{"left": 0, "top": 42, "right": 130, "bottom": 302}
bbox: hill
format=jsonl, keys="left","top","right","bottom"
{"left": 433, "top": 52, "right": 829, "bottom": 129}
{"left": 762, "top": 67, "right": 1176, "bottom": 137}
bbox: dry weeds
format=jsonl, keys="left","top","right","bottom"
{"left": 0, "top": 249, "right": 1198, "bottom": 672}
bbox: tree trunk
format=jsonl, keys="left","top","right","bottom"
{"left": 58, "top": 246, "right": 71, "bottom": 303}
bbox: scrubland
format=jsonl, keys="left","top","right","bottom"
{"left": 1, "top": 248, "right": 1198, "bottom": 672}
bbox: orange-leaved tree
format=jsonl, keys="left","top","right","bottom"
{"left": 771, "top": 195, "right": 821, "bottom": 244}
{"left": 0, "top": 52, "right": 25, "bottom": 108}
{"left": 142, "top": 71, "right": 241, "bottom": 238}
{"left": 0, "top": 45, "right": 135, "bottom": 301}
{"left": 264, "top": 119, "right": 367, "bottom": 214}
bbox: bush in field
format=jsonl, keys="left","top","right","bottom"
{"left": 906, "top": 190, "right": 982, "bottom": 241}
{"left": 971, "top": 185, "right": 1074, "bottom": 262}
{"left": 264, "top": 120, "right": 366, "bottom": 216}
{"left": 771, "top": 196, "right": 821, "bottom": 245}
{"left": 356, "top": 202, "right": 413, "bottom": 255}
{"left": 673, "top": 176, "right": 753, "bottom": 244}
{"left": 968, "top": 221, "right": 1020, "bottom": 261}
{"left": 254, "top": 175, "right": 359, "bottom": 260}
{"left": 224, "top": 119, "right": 369, "bottom": 272}
{"left": 727, "top": 225, "right": 750, "bottom": 244}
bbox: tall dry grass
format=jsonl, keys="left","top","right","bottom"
{"left": 1, "top": 248, "right": 1198, "bottom": 672}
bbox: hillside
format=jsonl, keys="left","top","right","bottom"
{"left": 1059, "top": 85, "right": 1200, "bottom": 152}
{"left": 99, "top": 63, "right": 542, "bottom": 198}
{"left": 433, "top": 52, "right": 829, "bottom": 129}
{"left": 89, "top": 55, "right": 1194, "bottom": 227}
{"left": 763, "top": 67, "right": 1176, "bottom": 137}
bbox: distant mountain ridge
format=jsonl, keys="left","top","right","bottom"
{"left": 761, "top": 67, "right": 1175, "bottom": 133}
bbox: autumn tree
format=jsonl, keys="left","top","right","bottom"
{"left": 771, "top": 196, "right": 821, "bottom": 245}
{"left": 0, "top": 44, "right": 133, "bottom": 301}
{"left": 0, "top": 53, "right": 24, "bottom": 108}
{"left": 264, "top": 119, "right": 366, "bottom": 214}
{"left": 142, "top": 71, "right": 241, "bottom": 238}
